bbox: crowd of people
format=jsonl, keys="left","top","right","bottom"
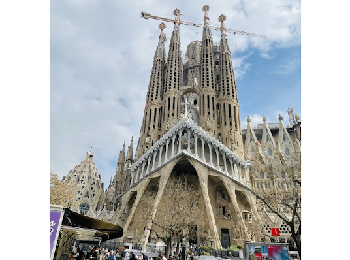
{"left": 68, "top": 245, "right": 196, "bottom": 260}
{"left": 68, "top": 246, "right": 121, "bottom": 260}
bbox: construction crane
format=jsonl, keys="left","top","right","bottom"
{"left": 141, "top": 5, "right": 267, "bottom": 39}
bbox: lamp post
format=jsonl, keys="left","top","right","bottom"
{"left": 181, "top": 238, "right": 186, "bottom": 260}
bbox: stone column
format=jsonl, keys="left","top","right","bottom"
{"left": 238, "top": 166, "right": 242, "bottom": 183}
{"left": 136, "top": 167, "right": 140, "bottom": 183}
{"left": 146, "top": 156, "right": 151, "bottom": 175}
{"left": 121, "top": 178, "right": 151, "bottom": 238}
{"left": 243, "top": 167, "right": 249, "bottom": 187}
{"left": 178, "top": 130, "right": 182, "bottom": 154}
{"left": 229, "top": 159, "right": 235, "bottom": 180}
{"left": 152, "top": 151, "right": 157, "bottom": 171}
{"left": 194, "top": 133, "right": 198, "bottom": 157}
{"left": 208, "top": 143, "right": 213, "bottom": 166}
{"left": 215, "top": 148, "right": 220, "bottom": 170}
{"left": 172, "top": 135, "right": 176, "bottom": 157}
{"left": 141, "top": 161, "right": 145, "bottom": 179}
{"left": 130, "top": 171, "right": 134, "bottom": 186}
{"left": 193, "top": 160, "right": 222, "bottom": 249}
{"left": 223, "top": 153, "right": 228, "bottom": 175}
{"left": 187, "top": 129, "right": 191, "bottom": 153}
{"left": 221, "top": 178, "right": 249, "bottom": 240}
{"left": 165, "top": 139, "right": 169, "bottom": 163}
{"left": 141, "top": 161, "right": 176, "bottom": 251}
{"left": 201, "top": 138, "right": 205, "bottom": 161}
{"left": 158, "top": 146, "right": 163, "bottom": 167}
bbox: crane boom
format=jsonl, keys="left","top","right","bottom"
{"left": 141, "top": 11, "right": 267, "bottom": 39}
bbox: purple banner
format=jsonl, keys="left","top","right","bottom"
{"left": 50, "top": 211, "right": 62, "bottom": 257}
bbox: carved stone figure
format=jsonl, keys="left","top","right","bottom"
{"left": 206, "top": 117, "right": 213, "bottom": 135}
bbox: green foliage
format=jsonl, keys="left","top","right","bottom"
{"left": 200, "top": 246, "right": 214, "bottom": 251}
{"left": 186, "top": 251, "right": 192, "bottom": 256}
{"left": 237, "top": 245, "right": 242, "bottom": 249}
{"left": 228, "top": 246, "right": 239, "bottom": 251}
{"left": 200, "top": 251, "right": 210, "bottom": 256}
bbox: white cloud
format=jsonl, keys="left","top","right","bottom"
{"left": 51, "top": 0, "right": 301, "bottom": 188}
{"left": 273, "top": 57, "right": 301, "bottom": 74}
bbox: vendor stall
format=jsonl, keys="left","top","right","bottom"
{"left": 50, "top": 205, "right": 123, "bottom": 260}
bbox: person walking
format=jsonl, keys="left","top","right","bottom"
{"left": 108, "top": 250, "right": 116, "bottom": 260}
{"left": 130, "top": 253, "right": 138, "bottom": 260}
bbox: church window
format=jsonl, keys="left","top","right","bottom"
{"left": 260, "top": 172, "right": 264, "bottom": 179}
{"left": 283, "top": 134, "right": 286, "bottom": 141}
{"left": 79, "top": 203, "right": 89, "bottom": 216}
{"left": 84, "top": 192, "right": 89, "bottom": 198}
{"left": 281, "top": 171, "right": 286, "bottom": 179}
{"left": 268, "top": 148, "right": 272, "bottom": 156}
{"left": 266, "top": 135, "right": 269, "bottom": 142}
{"left": 285, "top": 148, "right": 290, "bottom": 155}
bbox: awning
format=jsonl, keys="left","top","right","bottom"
{"left": 62, "top": 208, "right": 123, "bottom": 242}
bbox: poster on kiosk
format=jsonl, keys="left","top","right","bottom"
{"left": 245, "top": 241, "right": 290, "bottom": 260}
{"left": 50, "top": 205, "right": 64, "bottom": 260}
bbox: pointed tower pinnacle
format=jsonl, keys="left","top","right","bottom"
{"left": 173, "top": 8, "right": 181, "bottom": 30}
{"left": 217, "top": 14, "right": 244, "bottom": 157}
{"left": 203, "top": 5, "right": 210, "bottom": 25}
{"left": 162, "top": 9, "right": 183, "bottom": 133}
{"left": 126, "top": 136, "right": 134, "bottom": 164}
{"left": 138, "top": 23, "right": 168, "bottom": 157}
{"left": 198, "top": 5, "right": 216, "bottom": 135}
{"left": 117, "top": 141, "right": 126, "bottom": 166}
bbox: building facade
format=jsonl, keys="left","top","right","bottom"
{"left": 63, "top": 6, "right": 301, "bottom": 250}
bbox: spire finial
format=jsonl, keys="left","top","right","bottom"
{"left": 218, "top": 14, "right": 227, "bottom": 37}
{"left": 247, "top": 116, "right": 251, "bottom": 122}
{"left": 173, "top": 8, "right": 181, "bottom": 30}
{"left": 295, "top": 114, "right": 300, "bottom": 122}
{"left": 279, "top": 114, "right": 283, "bottom": 121}
{"left": 158, "top": 22, "right": 166, "bottom": 44}
{"left": 202, "top": 5, "right": 210, "bottom": 25}
{"left": 263, "top": 115, "right": 267, "bottom": 122}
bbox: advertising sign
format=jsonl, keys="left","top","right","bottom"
{"left": 247, "top": 245, "right": 268, "bottom": 260}
{"left": 271, "top": 228, "right": 280, "bottom": 236}
{"left": 50, "top": 206, "right": 64, "bottom": 260}
{"left": 267, "top": 245, "right": 289, "bottom": 260}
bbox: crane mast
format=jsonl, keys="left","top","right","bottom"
{"left": 141, "top": 8, "right": 267, "bottom": 39}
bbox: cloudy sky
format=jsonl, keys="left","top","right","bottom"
{"left": 50, "top": 0, "right": 301, "bottom": 188}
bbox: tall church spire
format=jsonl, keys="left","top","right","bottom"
{"left": 199, "top": 5, "right": 217, "bottom": 136}
{"left": 138, "top": 24, "right": 167, "bottom": 157}
{"left": 162, "top": 9, "right": 183, "bottom": 132}
{"left": 217, "top": 14, "right": 244, "bottom": 157}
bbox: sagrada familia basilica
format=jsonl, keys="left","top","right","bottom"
{"left": 62, "top": 6, "right": 301, "bottom": 250}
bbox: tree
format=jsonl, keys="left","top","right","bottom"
{"left": 252, "top": 156, "right": 301, "bottom": 258}
{"left": 50, "top": 172, "right": 78, "bottom": 208}
{"left": 141, "top": 174, "right": 205, "bottom": 257}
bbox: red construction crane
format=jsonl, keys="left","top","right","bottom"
{"left": 141, "top": 5, "right": 267, "bottom": 39}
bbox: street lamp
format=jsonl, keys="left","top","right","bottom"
{"left": 181, "top": 238, "right": 186, "bottom": 260}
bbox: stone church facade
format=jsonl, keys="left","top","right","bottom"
{"left": 63, "top": 7, "right": 301, "bottom": 250}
